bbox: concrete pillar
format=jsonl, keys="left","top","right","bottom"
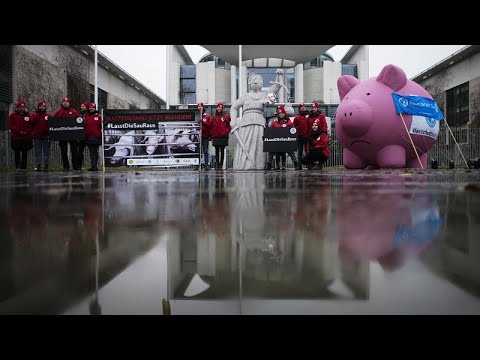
{"left": 230, "top": 65, "right": 237, "bottom": 103}
{"left": 295, "top": 63, "right": 304, "bottom": 103}
{"left": 242, "top": 65, "right": 248, "bottom": 97}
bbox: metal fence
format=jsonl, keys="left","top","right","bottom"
{"left": 2, "top": 126, "right": 480, "bottom": 169}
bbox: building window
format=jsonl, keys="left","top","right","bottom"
{"left": 89, "top": 84, "right": 108, "bottom": 111}
{"left": 446, "top": 82, "right": 469, "bottom": 127}
{"left": 342, "top": 64, "right": 358, "bottom": 78}
{"left": 180, "top": 65, "right": 196, "bottom": 105}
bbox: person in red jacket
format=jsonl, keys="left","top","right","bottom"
{"left": 31, "top": 100, "right": 52, "bottom": 172}
{"left": 84, "top": 103, "right": 102, "bottom": 171}
{"left": 302, "top": 119, "right": 330, "bottom": 170}
{"left": 266, "top": 106, "right": 299, "bottom": 170}
{"left": 307, "top": 102, "right": 328, "bottom": 135}
{"left": 293, "top": 103, "right": 309, "bottom": 170}
{"left": 77, "top": 101, "right": 90, "bottom": 171}
{"left": 8, "top": 99, "right": 34, "bottom": 171}
{"left": 198, "top": 102, "right": 212, "bottom": 170}
{"left": 210, "top": 102, "right": 231, "bottom": 170}
{"left": 54, "top": 97, "right": 80, "bottom": 171}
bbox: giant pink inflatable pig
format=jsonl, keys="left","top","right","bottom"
{"left": 336, "top": 64, "right": 439, "bottom": 169}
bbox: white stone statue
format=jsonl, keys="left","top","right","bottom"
{"left": 230, "top": 71, "right": 283, "bottom": 170}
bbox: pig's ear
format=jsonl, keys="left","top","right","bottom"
{"left": 376, "top": 64, "right": 407, "bottom": 91}
{"left": 337, "top": 75, "right": 360, "bottom": 101}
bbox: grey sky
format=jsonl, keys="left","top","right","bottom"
{"left": 97, "top": 45, "right": 466, "bottom": 100}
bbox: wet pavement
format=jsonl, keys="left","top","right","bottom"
{"left": 0, "top": 168, "right": 480, "bottom": 315}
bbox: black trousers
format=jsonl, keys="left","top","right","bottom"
{"left": 59, "top": 140, "right": 80, "bottom": 170}
{"left": 14, "top": 150, "right": 29, "bottom": 169}
{"left": 87, "top": 144, "right": 99, "bottom": 169}
{"left": 214, "top": 145, "right": 226, "bottom": 167}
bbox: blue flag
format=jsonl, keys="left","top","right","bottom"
{"left": 392, "top": 93, "right": 444, "bottom": 120}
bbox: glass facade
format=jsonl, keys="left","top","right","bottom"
{"left": 248, "top": 67, "right": 295, "bottom": 102}
{"left": 446, "top": 82, "right": 469, "bottom": 127}
{"left": 180, "top": 65, "right": 196, "bottom": 105}
{"left": 342, "top": 64, "right": 358, "bottom": 78}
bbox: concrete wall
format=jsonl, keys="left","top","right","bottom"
{"left": 323, "top": 61, "right": 342, "bottom": 104}
{"left": 17, "top": 45, "right": 160, "bottom": 111}
{"left": 304, "top": 67, "right": 323, "bottom": 103}
{"left": 347, "top": 45, "right": 369, "bottom": 80}
{"left": 214, "top": 68, "right": 231, "bottom": 104}
{"left": 169, "top": 45, "right": 185, "bottom": 106}
{"left": 417, "top": 51, "right": 480, "bottom": 127}
{"left": 196, "top": 61, "right": 215, "bottom": 104}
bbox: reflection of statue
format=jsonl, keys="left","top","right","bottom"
{"left": 230, "top": 72, "right": 282, "bottom": 170}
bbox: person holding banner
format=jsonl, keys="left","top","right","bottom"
{"left": 77, "top": 101, "right": 90, "bottom": 171}
{"left": 8, "top": 100, "right": 34, "bottom": 171}
{"left": 54, "top": 97, "right": 80, "bottom": 171}
{"left": 198, "top": 102, "right": 212, "bottom": 170}
{"left": 84, "top": 103, "right": 102, "bottom": 171}
{"left": 266, "top": 106, "right": 299, "bottom": 170}
{"left": 31, "top": 100, "right": 52, "bottom": 172}
{"left": 210, "top": 103, "right": 231, "bottom": 170}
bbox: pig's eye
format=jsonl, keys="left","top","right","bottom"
{"left": 366, "top": 93, "right": 371, "bottom": 95}
{"left": 345, "top": 96, "right": 349, "bottom": 99}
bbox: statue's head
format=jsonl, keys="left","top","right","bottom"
{"left": 248, "top": 74, "right": 263, "bottom": 90}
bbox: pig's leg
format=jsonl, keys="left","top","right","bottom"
{"left": 343, "top": 148, "right": 368, "bottom": 169}
{"left": 406, "top": 152, "right": 427, "bottom": 169}
{"left": 377, "top": 145, "right": 406, "bottom": 168}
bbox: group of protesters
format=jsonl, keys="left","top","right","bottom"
{"left": 8, "top": 97, "right": 102, "bottom": 172}
{"left": 198, "top": 101, "right": 330, "bottom": 171}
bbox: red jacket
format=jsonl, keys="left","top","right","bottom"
{"left": 293, "top": 113, "right": 309, "bottom": 139}
{"left": 8, "top": 111, "right": 34, "bottom": 141}
{"left": 84, "top": 112, "right": 102, "bottom": 140}
{"left": 54, "top": 106, "right": 79, "bottom": 117}
{"left": 210, "top": 112, "right": 231, "bottom": 138}
{"left": 306, "top": 132, "right": 330, "bottom": 159}
{"left": 271, "top": 118, "right": 294, "bottom": 128}
{"left": 31, "top": 111, "right": 52, "bottom": 140}
{"left": 201, "top": 113, "right": 212, "bottom": 139}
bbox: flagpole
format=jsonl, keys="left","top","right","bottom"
{"left": 101, "top": 108, "right": 105, "bottom": 173}
{"left": 400, "top": 113, "right": 424, "bottom": 169}
{"left": 94, "top": 45, "right": 98, "bottom": 108}
{"left": 443, "top": 120, "right": 469, "bottom": 168}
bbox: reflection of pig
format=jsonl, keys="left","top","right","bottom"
{"left": 142, "top": 130, "right": 164, "bottom": 155}
{"left": 336, "top": 64, "right": 439, "bottom": 169}
{"left": 105, "top": 131, "right": 135, "bottom": 165}
{"left": 337, "top": 176, "right": 442, "bottom": 272}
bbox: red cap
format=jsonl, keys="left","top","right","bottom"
{"left": 89, "top": 103, "right": 97, "bottom": 109}
{"left": 16, "top": 100, "right": 26, "bottom": 107}
{"left": 278, "top": 106, "right": 286, "bottom": 115}
{"left": 62, "top": 96, "right": 71, "bottom": 104}
{"left": 312, "top": 102, "right": 320, "bottom": 109}
{"left": 82, "top": 101, "right": 91, "bottom": 108}
{"left": 216, "top": 102, "right": 224, "bottom": 109}
{"left": 299, "top": 103, "right": 306, "bottom": 108}
{"left": 197, "top": 102, "right": 204, "bottom": 107}
{"left": 37, "top": 100, "right": 46, "bottom": 107}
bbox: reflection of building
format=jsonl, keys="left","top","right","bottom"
{"left": 424, "top": 189, "right": 480, "bottom": 294}
{"left": 168, "top": 173, "right": 368, "bottom": 303}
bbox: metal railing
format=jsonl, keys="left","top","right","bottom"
{"left": 2, "top": 126, "right": 480, "bottom": 169}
